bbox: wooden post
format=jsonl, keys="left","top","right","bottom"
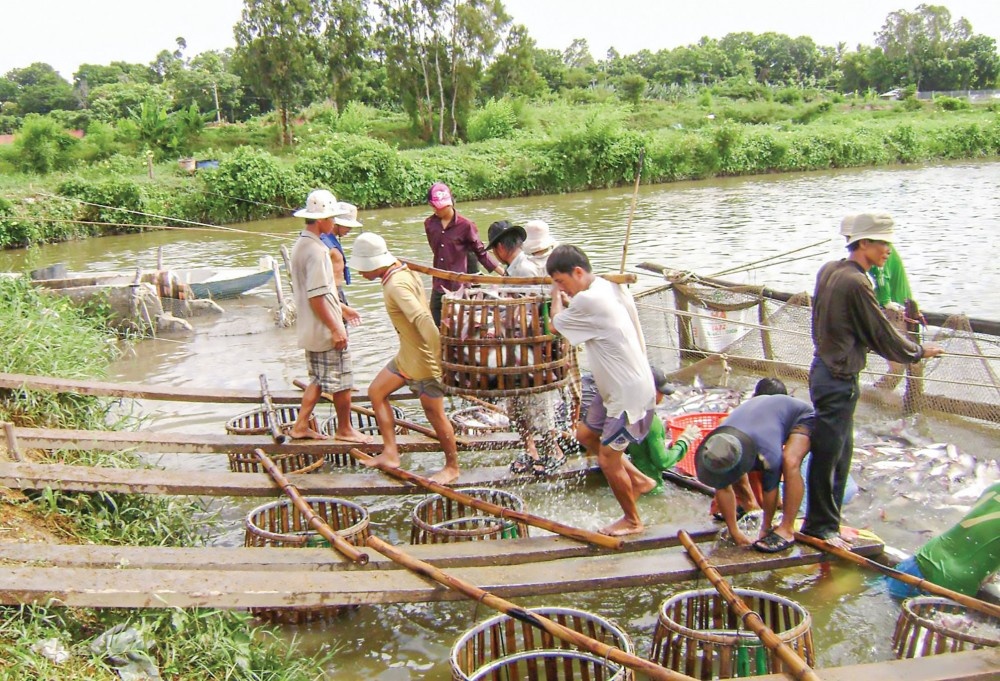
{"left": 619, "top": 147, "right": 645, "bottom": 274}
{"left": 280, "top": 245, "right": 294, "bottom": 294}
{"left": 2, "top": 422, "right": 22, "bottom": 462}
{"left": 259, "top": 374, "right": 289, "bottom": 445}
{"left": 156, "top": 246, "right": 163, "bottom": 271}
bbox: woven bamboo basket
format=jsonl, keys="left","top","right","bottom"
{"left": 410, "top": 487, "right": 529, "bottom": 544}
{"left": 650, "top": 588, "right": 814, "bottom": 679}
{"left": 892, "top": 596, "right": 1000, "bottom": 659}
{"left": 320, "top": 405, "right": 407, "bottom": 467}
{"left": 227, "top": 449, "right": 325, "bottom": 475}
{"left": 440, "top": 289, "right": 574, "bottom": 398}
{"left": 225, "top": 406, "right": 315, "bottom": 436}
{"left": 451, "top": 606, "right": 634, "bottom": 680}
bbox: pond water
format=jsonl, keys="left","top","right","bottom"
{"left": 3, "top": 161, "right": 999, "bottom": 678}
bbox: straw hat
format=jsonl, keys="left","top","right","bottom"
{"left": 334, "top": 202, "right": 362, "bottom": 228}
{"left": 294, "top": 189, "right": 343, "bottom": 220}
{"left": 840, "top": 212, "right": 895, "bottom": 246}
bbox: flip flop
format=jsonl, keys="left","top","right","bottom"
{"left": 533, "top": 454, "right": 567, "bottom": 477}
{"left": 509, "top": 452, "right": 536, "bottom": 475}
{"left": 752, "top": 529, "right": 794, "bottom": 554}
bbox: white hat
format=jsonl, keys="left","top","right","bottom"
{"left": 349, "top": 232, "right": 396, "bottom": 272}
{"left": 294, "top": 189, "right": 342, "bottom": 219}
{"left": 334, "top": 202, "right": 362, "bottom": 228}
{"left": 522, "top": 219, "right": 556, "bottom": 255}
{"left": 840, "top": 212, "right": 895, "bottom": 246}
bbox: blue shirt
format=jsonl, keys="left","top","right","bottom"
{"left": 318, "top": 233, "right": 350, "bottom": 285}
{"left": 721, "top": 395, "right": 815, "bottom": 491}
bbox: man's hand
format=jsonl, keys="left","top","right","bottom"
{"left": 921, "top": 343, "right": 944, "bottom": 359}
{"left": 343, "top": 306, "right": 363, "bottom": 328}
{"left": 679, "top": 424, "right": 701, "bottom": 446}
{"left": 331, "top": 326, "right": 348, "bottom": 351}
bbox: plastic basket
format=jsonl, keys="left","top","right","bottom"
{"left": 666, "top": 412, "right": 729, "bottom": 477}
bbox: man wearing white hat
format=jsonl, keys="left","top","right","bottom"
{"left": 287, "top": 189, "right": 370, "bottom": 444}
{"left": 803, "top": 212, "right": 943, "bottom": 548}
{"left": 350, "top": 232, "right": 460, "bottom": 484}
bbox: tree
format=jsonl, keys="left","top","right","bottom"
{"left": 483, "top": 24, "right": 546, "bottom": 98}
{"left": 562, "top": 38, "right": 594, "bottom": 70}
{"left": 876, "top": 4, "right": 971, "bottom": 89}
{"left": 169, "top": 50, "right": 243, "bottom": 122}
{"left": 617, "top": 73, "right": 647, "bottom": 106}
{"left": 234, "top": 0, "right": 327, "bottom": 145}
{"left": 320, "top": 0, "right": 371, "bottom": 112}
{"left": 3, "top": 63, "right": 77, "bottom": 115}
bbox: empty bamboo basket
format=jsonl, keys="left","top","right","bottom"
{"left": 440, "top": 289, "right": 574, "bottom": 398}
{"left": 225, "top": 405, "right": 314, "bottom": 435}
{"left": 892, "top": 596, "right": 1000, "bottom": 659}
{"left": 410, "top": 487, "right": 529, "bottom": 544}
{"left": 650, "top": 588, "right": 814, "bottom": 679}
{"left": 320, "top": 405, "right": 407, "bottom": 467}
{"left": 244, "top": 496, "right": 370, "bottom": 549}
{"left": 226, "top": 449, "right": 325, "bottom": 475}
{"left": 451, "top": 606, "right": 634, "bottom": 681}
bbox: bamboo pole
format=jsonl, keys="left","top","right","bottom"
{"left": 253, "top": 448, "right": 368, "bottom": 565}
{"left": 2, "top": 422, "right": 22, "bottom": 462}
{"left": 400, "top": 259, "right": 637, "bottom": 286}
{"left": 259, "top": 374, "right": 289, "bottom": 445}
{"left": 366, "top": 535, "right": 692, "bottom": 681}
{"left": 679, "top": 530, "right": 822, "bottom": 681}
{"left": 619, "top": 147, "right": 646, "bottom": 274}
{"left": 291, "top": 379, "right": 471, "bottom": 446}
{"left": 794, "top": 532, "right": 1000, "bottom": 620}
{"left": 349, "top": 448, "right": 623, "bottom": 550}
{"left": 461, "top": 394, "right": 508, "bottom": 416}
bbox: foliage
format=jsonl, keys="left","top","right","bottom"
{"left": 466, "top": 98, "right": 518, "bottom": 142}
{"left": 197, "top": 146, "right": 304, "bottom": 222}
{"left": 617, "top": 74, "right": 648, "bottom": 106}
{"left": 86, "top": 82, "right": 172, "bottom": 123}
{"left": 12, "top": 115, "right": 80, "bottom": 174}
{"left": 295, "top": 133, "right": 417, "bottom": 207}
{"left": 336, "top": 100, "right": 374, "bottom": 135}
{"left": 934, "top": 95, "right": 970, "bottom": 111}
{"left": 57, "top": 177, "right": 150, "bottom": 228}
{"left": 2, "top": 62, "right": 78, "bottom": 115}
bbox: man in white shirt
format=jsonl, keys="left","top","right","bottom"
{"left": 547, "top": 245, "right": 656, "bottom": 536}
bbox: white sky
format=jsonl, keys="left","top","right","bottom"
{"left": 4, "top": 1, "right": 999, "bottom": 81}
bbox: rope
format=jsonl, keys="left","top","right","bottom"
{"left": 19, "top": 216, "right": 292, "bottom": 240}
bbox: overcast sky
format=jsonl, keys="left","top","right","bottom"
{"left": 4, "top": 0, "right": 1000, "bottom": 80}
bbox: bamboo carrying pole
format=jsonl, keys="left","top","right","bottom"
{"left": 678, "top": 531, "right": 822, "bottom": 681}
{"left": 366, "top": 535, "right": 693, "bottom": 681}
{"left": 291, "top": 379, "right": 471, "bottom": 446}
{"left": 259, "top": 374, "right": 289, "bottom": 445}
{"left": 400, "top": 259, "right": 637, "bottom": 286}
{"left": 794, "top": 532, "right": 1000, "bottom": 620}
{"left": 349, "top": 448, "right": 623, "bottom": 550}
{"left": 253, "top": 448, "right": 368, "bottom": 565}
{"left": 619, "top": 147, "right": 646, "bottom": 274}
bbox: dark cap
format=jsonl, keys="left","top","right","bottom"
{"left": 486, "top": 221, "right": 527, "bottom": 251}
{"left": 650, "top": 364, "right": 674, "bottom": 395}
{"left": 695, "top": 425, "right": 758, "bottom": 489}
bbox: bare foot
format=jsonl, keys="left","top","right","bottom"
{"left": 839, "top": 526, "right": 859, "bottom": 543}
{"left": 600, "top": 517, "right": 644, "bottom": 537}
{"left": 633, "top": 473, "right": 657, "bottom": 496}
{"left": 333, "top": 428, "right": 374, "bottom": 444}
{"left": 824, "top": 535, "right": 854, "bottom": 550}
{"left": 428, "top": 467, "right": 460, "bottom": 485}
{"left": 361, "top": 452, "right": 400, "bottom": 470}
{"left": 288, "top": 426, "right": 328, "bottom": 440}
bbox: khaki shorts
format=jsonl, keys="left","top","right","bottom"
{"left": 306, "top": 348, "right": 353, "bottom": 394}
{"left": 386, "top": 358, "right": 446, "bottom": 398}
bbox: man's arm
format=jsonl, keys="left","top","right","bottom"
{"left": 309, "top": 294, "right": 348, "bottom": 351}
{"left": 849, "top": 284, "right": 938, "bottom": 363}
{"left": 716, "top": 484, "right": 752, "bottom": 546}
{"left": 465, "top": 223, "right": 504, "bottom": 274}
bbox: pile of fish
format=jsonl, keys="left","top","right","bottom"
{"left": 448, "top": 406, "right": 510, "bottom": 435}
{"left": 927, "top": 611, "right": 1000, "bottom": 642}
{"left": 662, "top": 385, "right": 744, "bottom": 417}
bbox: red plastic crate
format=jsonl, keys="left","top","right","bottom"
{"left": 667, "top": 412, "right": 729, "bottom": 477}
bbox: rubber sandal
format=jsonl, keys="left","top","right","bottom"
{"left": 509, "top": 452, "right": 537, "bottom": 475}
{"left": 712, "top": 506, "right": 747, "bottom": 522}
{"left": 752, "top": 529, "right": 795, "bottom": 554}
{"left": 533, "top": 454, "right": 567, "bottom": 477}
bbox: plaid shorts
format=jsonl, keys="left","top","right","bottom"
{"left": 305, "top": 348, "right": 353, "bottom": 394}
{"left": 386, "top": 358, "right": 445, "bottom": 398}
{"left": 583, "top": 391, "right": 654, "bottom": 452}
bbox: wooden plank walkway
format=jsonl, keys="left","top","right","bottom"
{"left": 0, "top": 523, "right": 718, "bottom": 570}
{"left": 0, "top": 536, "right": 884, "bottom": 610}
{"left": 12, "top": 425, "right": 520, "bottom": 455}
{"left": 753, "top": 649, "right": 1000, "bottom": 681}
{"left": 0, "top": 457, "right": 597, "bottom": 497}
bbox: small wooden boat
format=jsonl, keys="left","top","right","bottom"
{"left": 182, "top": 266, "right": 274, "bottom": 299}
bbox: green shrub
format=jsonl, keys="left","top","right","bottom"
{"left": 12, "top": 114, "right": 81, "bottom": 174}
{"left": 935, "top": 96, "right": 970, "bottom": 111}
{"left": 775, "top": 87, "right": 803, "bottom": 105}
{"left": 76, "top": 120, "right": 118, "bottom": 163}
{"left": 336, "top": 101, "right": 374, "bottom": 135}
{"left": 57, "top": 177, "right": 150, "bottom": 230}
{"left": 467, "top": 98, "right": 518, "bottom": 142}
{"left": 198, "top": 146, "right": 304, "bottom": 222}
{"left": 295, "top": 133, "right": 416, "bottom": 207}
{"left": 900, "top": 96, "right": 924, "bottom": 112}
{"left": 793, "top": 101, "right": 832, "bottom": 124}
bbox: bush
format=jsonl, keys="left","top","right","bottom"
{"left": 466, "top": 98, "right": 518, "bottom": 142}
{"left": 935, "top": 96, "right": 970, "bottom": 111}
{"left": 198, "top": 146, "right": 305, "bottom": 222}
{"left": 12, "top": 114, "right": 80, "bottom": 174}
{"left": 775, "top": 87, "right": 803, "bottom": 105}
{"left": 295, "top": 133, "right": 416, "bottom": 207}
{"left": 57, "top": 177, "right": 150, "bottom": 230}
{"left": 336, "top": 101, "right": 373, "bottom": 135}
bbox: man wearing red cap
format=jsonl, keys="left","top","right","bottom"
{"left": 424, "top": 182, "right": 505, "bottom": 327}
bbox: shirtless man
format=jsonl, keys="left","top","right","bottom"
{"left": 319, "top": 201, "right": 363, "bottom": 328}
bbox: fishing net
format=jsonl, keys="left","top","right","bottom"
{"left": 634, "top": 270, "right": 1000, "bottom": 425}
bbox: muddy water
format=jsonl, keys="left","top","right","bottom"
{"left": 3, "top": 161, "right": 999, "bottom": 677}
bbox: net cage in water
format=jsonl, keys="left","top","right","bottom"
{"left": 650, "top": 588, "right": 814, "bottom": 679}
{"left": 634, "top": 272, "right": 1000, "bottom": 425}
{"left": 451, "top": 606, "right": 634, "bottom": 681}
{"left": 440, "top": 289, "right": 575, "bottom": 398}
{"left": 320, "top": 405, "right": 407, "bottom": 467}
{"left": 244, "top": 496, "right": 370, "bottom": 549}
{"left": 892, "top": 596, "right": 1000, "bottom": 659}
{"left": 410, "top": 487, "right": 529, "bottom": 544}
{"left": 225, "top": 405, "right": 316, "bottom": 436}
{"left": 224, "top": 406, "right": 325, "bottom": 473}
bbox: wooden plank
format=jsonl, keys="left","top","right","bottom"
{"left": 752, "top": 649, "right": 1000, "bottom": 681}
{"left": 0, "top": 372, "right": 417, "bottom": 405}
{"left": 0, "top": 458, "right": 596, "bottom": 497}
{"left": 0, "top": 523, "right": 720, "bottom": 571}
{"left": 13, "top": 426, "right": 520, "bottom": 455}
{"left": 0, "top": 538, "right": 884, "bottom": 609}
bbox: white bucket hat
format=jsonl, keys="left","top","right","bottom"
{"left": 840, "top": 212, "right": 895, "bottom": 246}
{"left": 522, "top": 219, "right": 556, "bottom": 254}
{"left": 294, "top": 189, "right": 343, "bottom": 220}
{"left": 349, "top": 232, "right": 396, "bottom": 272}
{"left": 334, "top": 202, "right": 362, "bottom": 228}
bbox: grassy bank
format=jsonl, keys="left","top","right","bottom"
{"left": 0, "top": 277, "right": 329, "bottom": 680}
{"left": 1, "top": 95, "right": 999, "bottom": 249}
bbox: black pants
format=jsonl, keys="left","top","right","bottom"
{"left": 430, "top": 290, "right": 444, "bottom": 328}
{"left": 801, "top": 357, "right": 859, "bottom": 540}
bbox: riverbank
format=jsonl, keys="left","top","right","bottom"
{"left": 1, "top": 97, "right": 998, "bottom": 250}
